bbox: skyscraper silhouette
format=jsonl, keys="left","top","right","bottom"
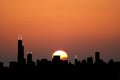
{"left": 87, "top": 57, "right": 93, "bottom": 64}
{"left": 27, "top": 52, "right": 33, "bottom": 65}
{"left": 17, "top": 35, "right": 25, "bottom": 65}
{"left": 95, "top": 52, "right": 100, "bottom": 63}
{"left": 52, "top": 56, "right": 61, "bottom": 64}
{"left": 74, "top": 55, "right": 78, "bottom": 66}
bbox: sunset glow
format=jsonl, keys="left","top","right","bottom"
{"left": 52, "top": 50, "right": 68, "bottom": 60}
{"left": 0, "top": 0, "right": 120, "bottom": 66}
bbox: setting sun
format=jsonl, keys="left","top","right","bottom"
{"left": 52, "top": 50, "right": 68, "bottom": 60}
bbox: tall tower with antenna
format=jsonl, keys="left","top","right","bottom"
{"left": 17, "top": 35, "right": 25, "bottom": 65}
{"left": 74, "top": 55, "right": 78, "bottom": 66}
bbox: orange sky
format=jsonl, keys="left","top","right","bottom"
{"left": 0, "top": 0, "right": 120, "bottom": 66}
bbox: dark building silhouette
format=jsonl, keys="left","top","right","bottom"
{"left": 52, "top": 56, "right": 61, "bottom": 64}
{"left": 27, "top": 52, "right": 32, "bottom": 64}
{"left": 0, "top": 62, "right": 3, "bottom": 68}
{"left": 0, "top": 36, "right": 120, "bottom": 80}
{"left": 62, "top": 60, "right": 68, "bottom": 65}
{"left": 108, "top": 59, "right": 114, "bottom": 64}
{"left": 74, "top": 55, "right": 78, "bottom": 66}
{"left": 87, "top": 57, "right": 93, "bottom": 64}
{"left": 17, "top": 36, "right": 25, "bottom": 65}
{"left": 82, "top": 60, "right": 87, "bottom": 64}
{"left": 36, "top": 59, "right": 49, "bottom": 67}
{"left": 27, "top": 52, "right": 35, "bottom": 67}
{"left": 95, "top": 52, "right": 100, "bottom": 63}
{"left": 40, "top": 59, "right": 50, "bottom": 66}
{"left": 9, "top": 61, "right": 18, "bottom": 68}
{"left": 36, "top": 59, "right": 40, "bottom": 67}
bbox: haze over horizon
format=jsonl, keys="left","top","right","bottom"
{"left": 0, "top": 0, "right": 120, "bottom": 66}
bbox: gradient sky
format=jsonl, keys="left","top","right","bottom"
{"left": 0, "top": 0, "right": 120, "bottom": 66}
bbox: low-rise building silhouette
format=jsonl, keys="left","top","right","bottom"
{"left": 87, "top": 57, "right": 93, "bottom": 64}
{"left": 0, "top": 62, "right": 3, "bottom": 68}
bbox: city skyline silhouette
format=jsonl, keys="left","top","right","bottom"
{"left": 0, "top": 0, "right": 120, "bottom": 80}
{"left": 1, "top": 0, "right": 120, "bottom": 67}
{"left": 0, "top": 36, "right": 120, "bottom": 80}
{"left": 0, "top": 36, "right": 120, "bottom": 67}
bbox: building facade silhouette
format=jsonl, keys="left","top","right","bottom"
{"left": 27, "top": 52, "right": 32, "bottom": 64}
{"left": 0, "top": 36, "right": 120, "bottom": 80}
{"left": 95, "top": 52, "right": 100, "bottom": 63}
{"left": 17, "top": 36, "right": 25, "bottom": 65}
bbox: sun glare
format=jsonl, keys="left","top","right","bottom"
{"left": 52, "top": 50, "right": 68, "bottom": 60}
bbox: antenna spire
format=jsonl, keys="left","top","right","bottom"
{"left": 27, "top": 51, "right": 32, "bottom": 54}
{"left": 75, "top": 54, "right": 77, "bottom": 59}
{"left": 18, "top": 34, "right": 22, "bottom": 40}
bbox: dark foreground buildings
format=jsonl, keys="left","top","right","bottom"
{"left": 0, "top": 37, "right": 120, "bottom": 80}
